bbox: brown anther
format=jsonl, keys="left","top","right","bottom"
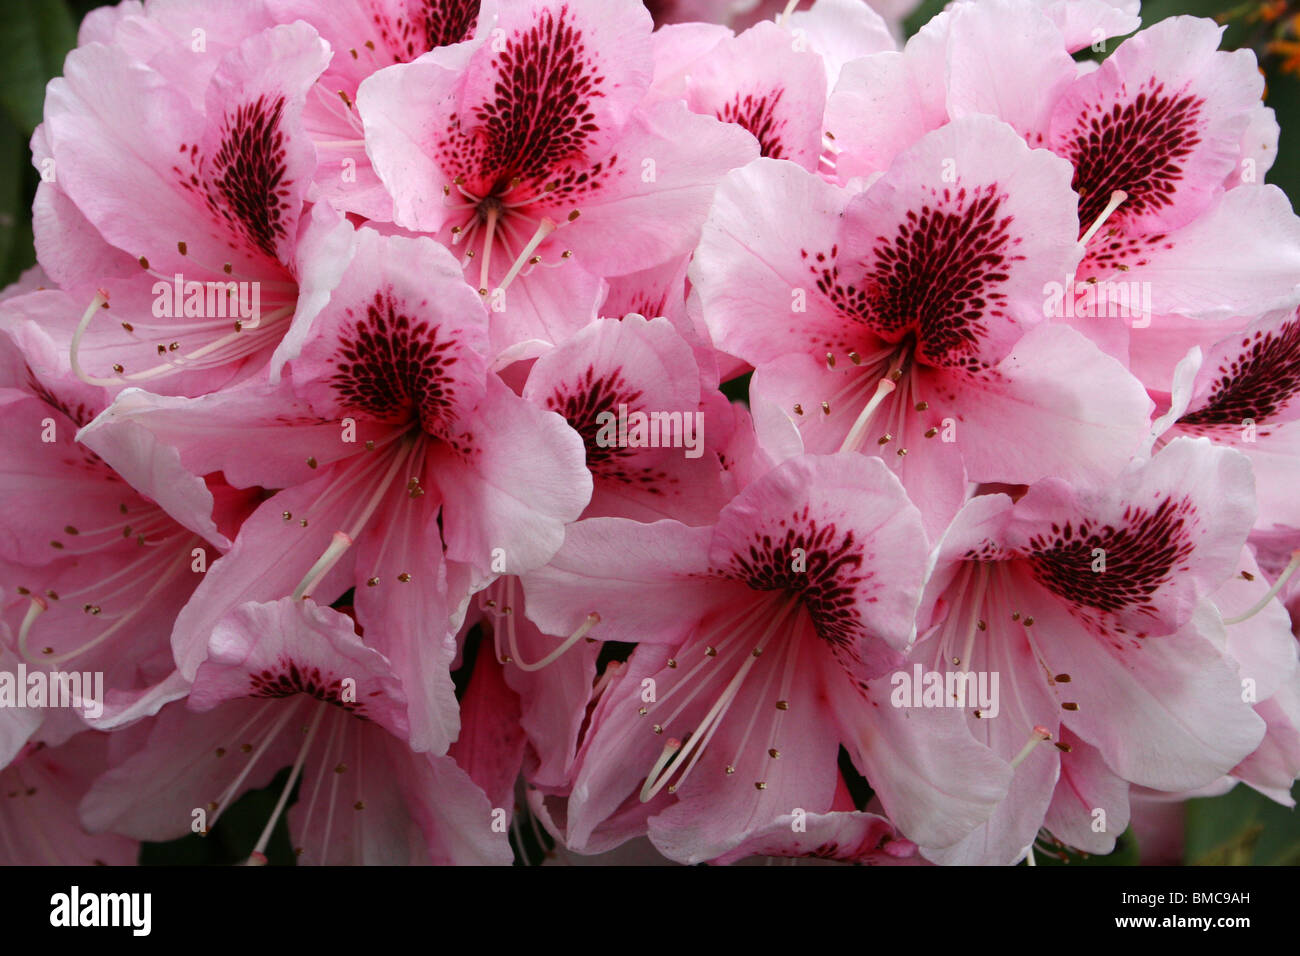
{"left": 896, "top": 448, "right": 908, "bottom": 457}
{"left": 849, "top": 351, "right": 861, "bottom": 365}
{"left": 1054, "top": 673, "right": 1071, "bottom": 683}
{"left": 306, "top": 456, "right": 318, "bottom": 469}
{"left": 397, "top": 572, "right": 412, "bottom": 583}
{"left": 568, "top": 210, "right": 581, "bottom": 222}
{"left": 705, "top": 646, "right": 717, "bottom": 657}
{"left": 793, "top": 404, "right": 804, "bottom": 416}
{"left": 1061, "top": 702, "right": 1079, "bottom": 711}
{"left": 768, "top": 748, "right": 781, "bottom": 759}
{"left": 924, "top": 427, "right": 939, "bottom": 438}
{"left": 915, "top": 401, "right": 929, "bottom": 411}
{"left": 112, "top": 364, "right": 124, "bottom": 373}
{"left": 878, "top": 434, "right": 892, "bottom": 445}
{"left": 177, "top": 241, "right": 187, "bottom": 255}
{"left": 667, "top": 659, "right": 678, "bottom": 669}
{"left": 775, "top": 700, "right": 789, "bottom": 711}
{"left": 821, "top": 401, "right": 830, "bottom": 415}
{"left": 215, "top": 748, "right": 226, "bottom": 757}
{"left": 725, "top": 766, "right": 735, "bottom": 775}
{"left": 366, "top": 577, "right": 379, "bottom": 587}
{"left": 1055, "top": 742, "right": 1072, "bottom": 753}
{"left": 121, "top": 322, "right": 134, "bottom": 332}
{"left": 826, "top": 352, "right": 836, "bottom": 368}
{"left": 754, "top": 782, "right": 767, "bottom": 790}
{"left": 282, "top": 511, "right": 292, "bottom": 521}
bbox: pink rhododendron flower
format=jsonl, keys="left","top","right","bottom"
{"left": 694, "top": 117, "right": 1153, "bottom": 536}
{"left": 81, "top": 597, "right": 511, "bottom": 864}
{"left": 357, "top": 0, "right": 758, "bottom": 359}
{"left": 2, "top": 0, "right": 1299, "bottom": 871}
{"left": 912, "top": 438, "right": 1268, "bottom": 863}
{"left": 522, "top": 452, "right": 1008, "bottom": 861}
{"left": 34, "top": 17, "right": 362, "bottom": 396}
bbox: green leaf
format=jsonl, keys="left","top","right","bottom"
{"left": 1185, "top": 782, "right": 1300, "bottom": 865}
{"left": 0, "top": 0, "right": 77, "bottom": 135}
{"left": 0, "top": 114, "right": 35, "bottom": 289}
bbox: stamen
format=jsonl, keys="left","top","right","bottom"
{"left": 69, "top": 291, "right": 116, "bottom": 386}
{"left": 1222, "top": 549, "right": 1300, "bottom": 625}
{"left": 292, "top": 531, "right": 354, "bottom": 601}
{"left": 494, "top": 217, "right": 558, "bottom": 294}
{"left": 478, "top": 204, "right": 501, "bottom": 295}
{"left": 839, "top": 378, "right": 897, "bottom": 453}
{"left": 507, "top": 610, "right": 601, "bottom": 672}
{"left": 591, "top": 660, "right": 623, "bottom": 700}
{"left": 1009, "top": 725, "right": 1052, "bottom": 769}
{"left": 958, "top": 563, "right": 989, "bottom": 674}
{"left": 16, "top": 597, "right": 47, "bottom": 653}
{"left": 1078, "top": 190, "right": 1128, "bottom": 248}
{"left": 208, "top": 704, "right": 299, "bottom": 831}
{"left": 245, "top": 704, "right": 326, "bottom": 863}
{"left": 639, "top": 599, "right": 797, "bottom": 802}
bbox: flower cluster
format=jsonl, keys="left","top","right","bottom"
{"left": 2, "top": 0, "right": 1299, "bottom": 867}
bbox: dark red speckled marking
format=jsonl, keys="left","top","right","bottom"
{"left": 1180, "top": 316, "right": 1300, "bottom": 428}
{"left": 802, "top": 185, "right": 1019, "bottom": 372}
{"left": 439, "top": 5, "right": 607, "bottom": 196}
{"left": 329, "top": 290, "right": 463, "bottom": 437}
{"left": 726, "top": 506, "right": 869, "bottom": 650}
{"left": 1026, "top": 498, "right": 1195, "bottom": 614}
{"left": 249, "top": 657, "right": 370, "bottom": 718}
{"left": 1064, "top": 81, "right": 1204, "bottom": 232}
{"left": 205, "top": 95, "right": 294, "bottom": 259}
